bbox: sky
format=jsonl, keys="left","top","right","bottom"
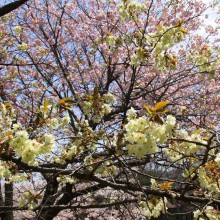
{"left": 0, "top": 0, "right": 14, "bottom": 6}
{"left": 197, "top": 0, "right": 219, "bottom": 42}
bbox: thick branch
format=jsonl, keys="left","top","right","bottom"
{"left": 0, "top": 199, "right": 138, "bottom": 212}
{"left": 0, "top": 0, "right": 29, "bottom": 17}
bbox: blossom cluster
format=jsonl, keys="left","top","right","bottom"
{"left": 57, "top": 175, "right": 77, "bottom": 184}
{"left": 0, "top": 103, "right": 55, "bottom": 166}
{"left": 194, "top": 206, "right": 220, "bottom": 220}
{"left": 81, "top": 92, "right": 115, "bottom": 123}
{"left": 117, "top": 1, "right": 146, "bottom": 20}
{"left": 13, "top": 25, "right": 22, "bottom": 34}
{"left": 151, "top": 24, "right": 188, "bottom": 71}
{"left": 18, "top": 191, "right": 41, "bottom": 210}
{"left": 0, "top": 151, "right": 30, "bottom": 183}
{"left": 128, "top": 23, "right": 188, "bottom": 68}
{"left": 124, "top": 108, "right": 176, "bottom": 158}
{"left": 17, "top": 42, "right": 29, "bottom": 51}
{"left": 164, "top": 130, "right": 207, "bottom": 162}
{"left": 139, "top": 197, "right": 167, "bottom": 219}
{"left": 215, "top": 153, "right": 220, "bottom": 166}
{"left": 11, "top": 131, "right": 54, "bottom": 165}
{"left": 53, "top": 119, "right": 104, "bottom": 164}
{"left": 32, "top": 99, "right": 70, "bottom": 131}
{"left": 197, "top": 165, "right": 220, "bottom": 196}
{"left": 193, "top": 46, "right": 217, "bottom": 75}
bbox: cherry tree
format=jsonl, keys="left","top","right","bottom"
{"left": 0, "top": 0, "right": 220, "bottom": 219}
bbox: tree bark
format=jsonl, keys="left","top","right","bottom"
{"left": 0, "top": 182, "right": 13, "bottom": 220}
{"left": 0, "top": 0, "right": 29, "bottom": 17}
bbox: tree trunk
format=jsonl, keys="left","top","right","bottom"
{"left": 0, "top": 182, "right": 13, "bottom": 220}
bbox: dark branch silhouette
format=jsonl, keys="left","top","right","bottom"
{"left": 0, "top": 0, "right": 29, "bottom": 17}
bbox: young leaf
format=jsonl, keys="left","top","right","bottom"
{"left": 44, "top": 98, "right": 50, "bottom": 112}
{"left": 151, "top": 114, "right": 164, "bottom": 125}
{"left": 192, "top": 129, "right": 202, "bottom": 134}
{"left": 151, "top": 101, "right": 169, "bottom": 112}
{"left": 57, "top": 97, "right": 75, "bottom": 110}
{"left": 93, "top": 87, "right": 99, "bottom": 100}
{"left": 58, "top": 97, "right": 75, "bottom": 105}
{"left": 159, "top": 182, "right": 174, "bottom": 190}
{"left": 144, "top": 105, "right": 153, "bottom": 117}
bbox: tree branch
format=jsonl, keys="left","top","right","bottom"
{"left": 0, "top": 0, "right": 29, "bottom": 17}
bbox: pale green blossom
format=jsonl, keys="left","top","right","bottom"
{"left": 14, "top": 25, "right": 22, "bottom": 34}
{"left": 139, "top": 197, "right": 167, "bottom": 219}
{"left": 103, "top": 93, "right": 115, "bottom": 104}
{"left": 17, "top": 43, "right": 29, "bottom": 51}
